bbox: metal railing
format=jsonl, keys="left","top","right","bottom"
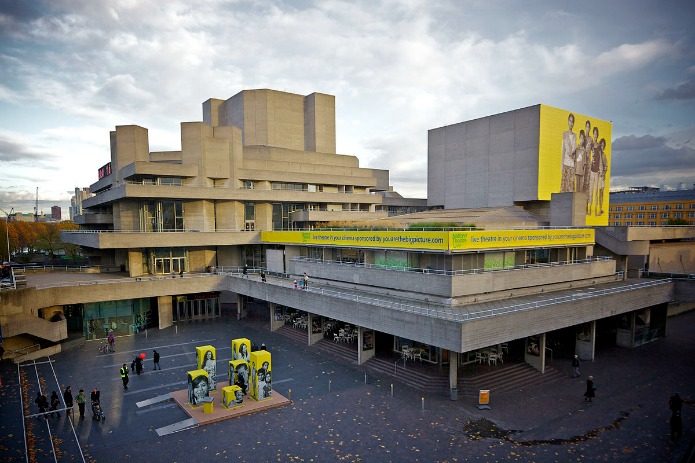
{"left": 301, "top": 278, "right": 671, "bottom": 322}
{"left": 292, "top": 256, "right": 614, "bottom": 276}
{"left": 31, "top": 271, "right": 219, "bottom": 290}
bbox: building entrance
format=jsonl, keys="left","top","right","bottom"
{"left": 175, "top": 293, "right": 220, "bottom": 321}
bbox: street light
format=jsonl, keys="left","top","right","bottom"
{"left": 1, "top": 207, "right": 13, "bottom": 262}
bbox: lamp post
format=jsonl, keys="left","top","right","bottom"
{"left": 1, "top": 207, "right": 13, "bottom": 262}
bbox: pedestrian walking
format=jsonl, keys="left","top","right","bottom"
{"left": 63, "top": 386, "right": 74, "bottom": 415}
{"left": 50, "top": 391, "right": 60, "bottom": 417}
{"left": 76, "top": 389, "right": 86, "bottom": 419}
{"left": 107, "top": 329, "right": 115, "bottom": 352}
{"left": 153, "top": 350, "right": 161, "bottom": 370}
{"left": 293, "top": 280, "right": 298, "bottom": 289}
{"left": 584, "top": 376, "right": 596, "bottom": 402}
{"left": 242, "top": 264, "right": 248, "bottom": 278}
{"left": 120, "top": 363, "right": 129, "bottom": 390}
{"left": 669, "top": 392, "right": 683, "bottom": 440}
{"left": 135, "top": 355, "right": 143, "bottom": 375}
{"left": 35, "top": 392, "right": 48, "bottom": 419}
{"left": 572, "top": 354, "right": 581, "bottom": 377}
{"left": 261, "top": 271, "right": 266, "bottom": 282}
{"left": 303, "top": 272, "right": 309, "bottom": 289}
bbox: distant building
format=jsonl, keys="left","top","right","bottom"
{"left": 69, "top": 187, "right": 92, "bottom": 221}
{"left": 609, "top": 186, "right": 695, "bottom": 226}
{"left": 51, "top": 206, "right": 61, "bottom": 221}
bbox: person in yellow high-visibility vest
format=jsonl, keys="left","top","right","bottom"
{"left": 120, "top": 363, "right": 129, "bottom": 390}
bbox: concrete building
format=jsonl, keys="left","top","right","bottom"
{"left": 2, "top": 92, "right": 691, "bottom": 400}
{"left": 51, "top": 206, "right": 61, "bottom": 221}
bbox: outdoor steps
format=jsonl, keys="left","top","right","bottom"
{"left": 314, "top": 339, "right": 358, "bottom": 365}
{"left": 364, "top": 356, "right": 449, "bottom": 394}
{"left": 274, "top": 326, "right": 566, "bottom": 397}
{"left": 459, "top": 363, "right": 566, "bottom": 397}
{"left": 275, "top": 325, "right": 307, "bottom": 345}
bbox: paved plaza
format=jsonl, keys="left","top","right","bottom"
{"left": 1, "top": 310, "right": 694, "bottom": 462}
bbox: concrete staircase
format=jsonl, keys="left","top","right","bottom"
{"left": 274, "top": 326, "right": 566, "bottom": 397}
{"left": 364, "top": 356, "right": 449, "bottom": 393}
{"left": 459, "top": 363, "right": 566, "bottom": 397}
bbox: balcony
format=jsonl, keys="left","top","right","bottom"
{"left": 74, "top": 213, "right": 113, "bottom": 225}
{"left": 290, "top": 210, "right": 389, "bottom": 222}
{"left": 290, "top": 257, "right": 618, "bottom": 299}
{"left": 61, "top": 229, "right": 260, "bottom": 249}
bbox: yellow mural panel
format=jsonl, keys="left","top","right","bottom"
{"left": 261, "top": 230, "right": 449, "bottom": 251}
{"left": 449, "top": 229, "right": 595, "bottom": 251}
{"left": 538, "top": 104, "right": 612, "bottom": 225}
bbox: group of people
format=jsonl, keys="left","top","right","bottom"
{"left": 120, "top": 349, "right": 161, "bottom": 390}
{"left": 34, "top": 386, "right": 99, "bottom": 420}
{"left": 560, "top": 113, "right": 608, "bottom": 216}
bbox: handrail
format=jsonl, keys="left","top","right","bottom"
{"left": 31, "top": 272, "right": 219, "bottom": 290}
{"left": 292, "top": 256, "right": 614, "bottom": 276}
{"left": 218, "top": 270, "right": 671, "bottom": 323}
{"left": 6, "top": 344, "right": 41, "bottom": 356}
{"left": 62, "top": 225, "right": 598, "bottom": 233}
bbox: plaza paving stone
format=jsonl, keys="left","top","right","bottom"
{"left": 1, "top": 310, "right": 694, "bottom": 462}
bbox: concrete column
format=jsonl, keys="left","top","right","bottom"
{"left": 575, "top": 321, "right": 596, "bottom": 361}
{"left": 269, "top": 303, "right": 283, "bottom": 332}
{"left": 236, "top": 294, "right": 246, "bottom": 320}
{"left": 540, "top": 333, "right": 547, "bottom": 374}
{"left": 308, "top": 313, "right": 323, "bottom": 345}
{"left": 449, "top": 351, "right": 459, "bottom": 400}
{"left": 157, "top": 295, "right": 173, "bottom": 329}
{"left": 357, "top": 326, "right": 375, "bottom": 365}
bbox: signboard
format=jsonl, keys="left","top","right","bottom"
{"left": 538, "top": 104, "right": 612, "bottom": 225}
{"left": 261, "top": 230, "right": 449, "bottom": 251}
{"left": 449, "top": 229, "right": 595, "bottom": 251}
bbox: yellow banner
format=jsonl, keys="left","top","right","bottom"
{"left": 263, "top": 229, "right": 595, "bottom": 251}
{"left": 261, "top": 230, "right": 449, "bottom": 251}
{"left": 538, "top": 104, "right": 612, "bottom": 226}
{"left": 450, "top": 229, "right": 595, "bottom": 250}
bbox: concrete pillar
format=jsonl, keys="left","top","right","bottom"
{"left": 308, "top": 313, "right": 323, "bottom": 345}
{"left": 269, "top": 303, "right": 283, "bottom": 332}
{"left": 449, "top": 351, "right": 459, "bottom": 400}
{"left": 357, "top": 327, "right": 375, "bottom": 365}
{"left": 236, "top": 294, "right": 246, "bottom": 320}
{"left": 575, "top": 321, "right": 596, "bottom": 361}
{"left": 540, "top": 333, "right": 547, "bottom": 374}
{"left": 158, "top": 295, "right": 173, "bottom": 329}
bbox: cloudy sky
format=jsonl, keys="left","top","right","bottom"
{"left": 1, "top": 0, "right": 694, "bottom": 214}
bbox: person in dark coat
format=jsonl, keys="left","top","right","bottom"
{"left": 63, "top": 386, "right": 74, "bottom": 412}
{"left": 669, "top": 393, "right": 683, "bottom": 440}
{"left": 50, "top": 391, "right": 60, "bottom": 417}
{"left": 35, "top": 392, "right": 48, "bottom": 419}
{"left": 135, "top": 355, "right": 143, "bottom": 375}
{"left": 584, "top": 376, "right": 596, "bottom": 402}
{"left": 571, "top": 354, "right": 581, "bottom": 378}
{"left": 90, "top": 388, "right": 100, "bottom": 404}
{"left": 153, "top": 350, "right": 161, "bottom": 370}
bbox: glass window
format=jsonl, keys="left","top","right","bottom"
{"left": 614, "top": 214, "right": 621, "bottom": 219}
{"left": 676, "top": 204, "right": 683, "bottom": 210}
{"left": 649, "top": 213, "right": 656, "bottom": 219}
{"left": 651, "top": 205, "right": 658, "bottom": 210}
{"left": 661, "top": 213, "right": 669, "bottom": 218}
{"left": 639, "top": 205, "right": 646, "bottom": 211}
{"left": 140, "top": 200, "right": 184, "bottom": 232}
{"left": 664, "top": 204, "right": 671, "bottom": 210}
{"left": 637, "top": 213, "right": 644, "bottom": 219}
{"left": 244, "top": 203, "right": 255, "bottom": 221}
{"left": 627, "top": 206, "right": 633, "bottom": 211}
{"left": 243, "top": 180, "right": 254, "bottom": 189}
